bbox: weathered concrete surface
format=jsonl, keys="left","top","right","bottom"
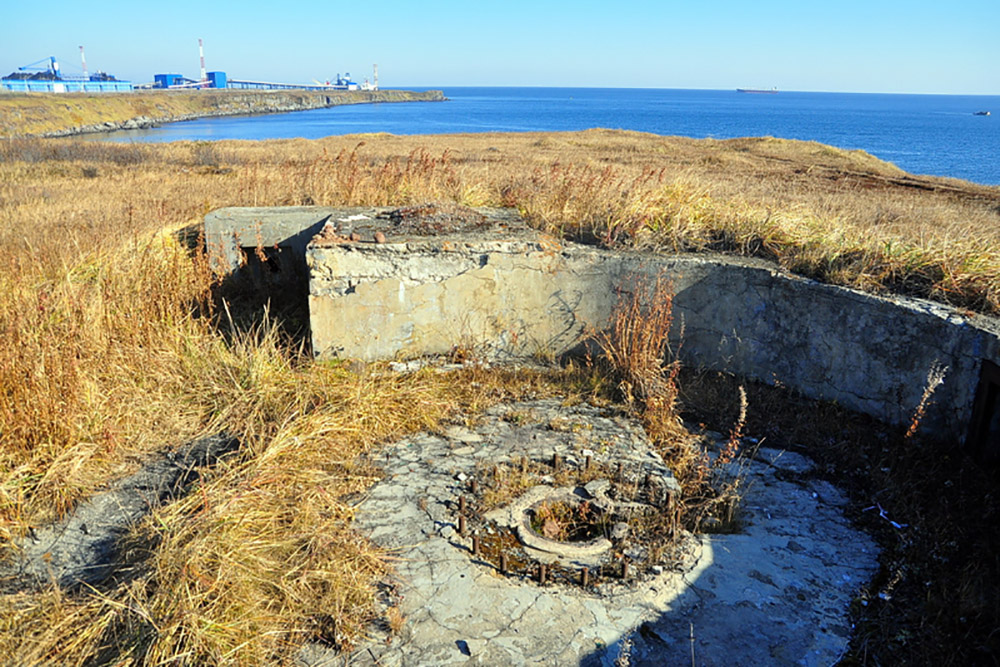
{"left": 205, "top": 206, "right": 344, "bottom": 275}
{"left": 297, "top": 205, "right": 1000, "bottom": 442}
{"left": 201, "top": 204, "right": 1000, "bottom": 441}
{"left": 297, "top": 399, "right": 877, "bottom": 666}
{"left": 0, "top": 433, "right": 237, "bottom": 590}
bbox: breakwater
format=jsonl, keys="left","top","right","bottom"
{"left": 0, "top": 88, "right": 446, "bottom": 138}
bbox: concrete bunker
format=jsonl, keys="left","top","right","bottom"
{"left": 206, "top": 204, "right": 1000, "bottom": 447}
{"left": 205, "top": 203, "right": 991, "bottom": 663}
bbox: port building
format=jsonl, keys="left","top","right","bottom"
{"left": 1, "top": 54, "right": 133, "bottom": 93}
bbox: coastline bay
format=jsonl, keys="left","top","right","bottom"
{"left": 88, "top": 86, "right": 1000, "bottom": 185}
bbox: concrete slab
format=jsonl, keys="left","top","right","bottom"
{"left": 298, "top": 399, "right": 878, "bottom": 666}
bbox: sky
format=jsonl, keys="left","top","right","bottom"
{"left": 2, "top": 0, "right": 997, "bottom": 95}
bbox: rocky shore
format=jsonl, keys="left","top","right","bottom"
{"left": 0, "top": 88, "right": 446, "bottom": 138}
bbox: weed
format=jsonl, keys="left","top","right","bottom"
{"left": 386, "top": 606, "right": 406, "bottom": 635}
{"left": 905, "top": 362, "right": 948, "bottom": 440}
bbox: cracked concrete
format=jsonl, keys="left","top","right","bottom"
{"left": 297, "top": 400, "right": 877, "bottom": 666}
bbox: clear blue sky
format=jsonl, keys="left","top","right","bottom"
{"left": 2, "top": 0, "right": 997, "bottom": 94}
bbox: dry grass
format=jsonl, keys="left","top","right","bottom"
{"left": 0, "top": 350, "right": 574, "bottom": 663}
{"left": 595, "top": 273, "right": 745, "bottom": 531}
{"left": 0, "top": 129, "right": 998, "bottom": 664}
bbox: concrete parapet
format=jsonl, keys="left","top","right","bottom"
{"left": 204, "top": 206, "right": 340, "bottom": 275}
{"left": 206, "top": 205, "right": 1000, "bottom": 445}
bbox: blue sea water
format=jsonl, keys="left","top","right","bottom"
{"left": 93, "top": 87, "right": 1000, "bottom": 185}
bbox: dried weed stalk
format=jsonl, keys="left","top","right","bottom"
{"left": 905, "top": 362, "right": 948, "bottom": 440}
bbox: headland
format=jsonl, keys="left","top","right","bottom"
{"left": 0, "top": 88, "right": 446, "bottom": 138}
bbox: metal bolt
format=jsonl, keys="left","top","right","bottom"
{"left": 622, "top": 561, "right": 629, "bottom": 580}
{"left": 470, "top": 479, "right": 478, "bottom": 494}
{"left": 584, "top": 454, "right": 591, "bottom": 471}
{"left": 500, "top": 553, "right": 508, "bottom": 573}
{"left": 539, "top": 563, "right": 547, "bottom": 584}
{"left": 581, "top": 567, "right": 589, "bottom": 587}
{"left": 458, "top": 496, "right": 466, "bottom": 514}
{"left": 458, "top": 515, "right": 466, "bottom": 536}
{"left": 553, "top": 452, "right": 561, "bottom": 471}
{"left": 617, "top": 462, "right": 623, "bottom": 480}
{"left": 472, "top": 534, "right": 480, "bottom": 556}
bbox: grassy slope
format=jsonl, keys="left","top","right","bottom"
{"left": 0, "top": 88, "right": 442, "bottom": 136}
{"left": 0, "top": 131, "right": 998, "bottom": 664}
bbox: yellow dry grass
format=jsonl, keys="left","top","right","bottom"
{"left": 0, "top": 129, "right": 998, "bottom": 663}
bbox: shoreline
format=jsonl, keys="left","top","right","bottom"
{"left": 0, "top": 88, "right": 446, "bottom": 138}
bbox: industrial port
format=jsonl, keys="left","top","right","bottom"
{"left": 0, "top": 40, "right": 378, "bottom": 94}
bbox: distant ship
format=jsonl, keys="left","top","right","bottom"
{"left": 974, "top": 110, "right": 991, "bottom": 116}
{"left": 737, "top": 87, "right": 778, "bottom": 94}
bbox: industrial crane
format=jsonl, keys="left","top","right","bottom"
{"left": 12, "top": 56, "right": 61, "bottom": 80}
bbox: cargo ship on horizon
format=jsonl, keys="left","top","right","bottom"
{"left": 737, "top": 87, "right": 778, "bottom": 94}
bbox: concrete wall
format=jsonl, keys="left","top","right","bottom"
{"left": 305, "top": 218, "right": 1000, "bottom": 444}
{"left": 203, "top": 206, "right": 1000, "bottom": 443}
{"left": 204, "top": 206, "right": 341, "bottom": 274}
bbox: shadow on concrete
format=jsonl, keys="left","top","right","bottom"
{"left": 212, "top": 247, "right": 313, "bottom": 349}
{"left": 574, "top": 444, "right": 880, "bottom": 667}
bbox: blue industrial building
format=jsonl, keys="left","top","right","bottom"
{"left": 1, "top": 78, "right": 133, "bottom": 93}
{"left": 1, "top": 56, "right": 133, "bottom": 93}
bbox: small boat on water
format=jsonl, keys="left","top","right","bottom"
{"left": 974, "top": 110, "right": 991, "bottom": 116}
{"left": 737, "top": 87, "right": 778, "bottom": 94}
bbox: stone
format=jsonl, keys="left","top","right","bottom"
{"left": 611, "top": 522, "right": 630, "bottom": 540}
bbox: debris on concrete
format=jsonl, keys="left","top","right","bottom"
{"left": 299, "top": 400, "right": 878, "bottom": 666}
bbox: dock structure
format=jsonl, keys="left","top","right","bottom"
{"left": 226, "top": 79, "right": 344, "bottom": 91}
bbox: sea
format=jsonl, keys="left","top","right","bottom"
{"left": 91, "top": 87, "right": 1000, "bottom": 186}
